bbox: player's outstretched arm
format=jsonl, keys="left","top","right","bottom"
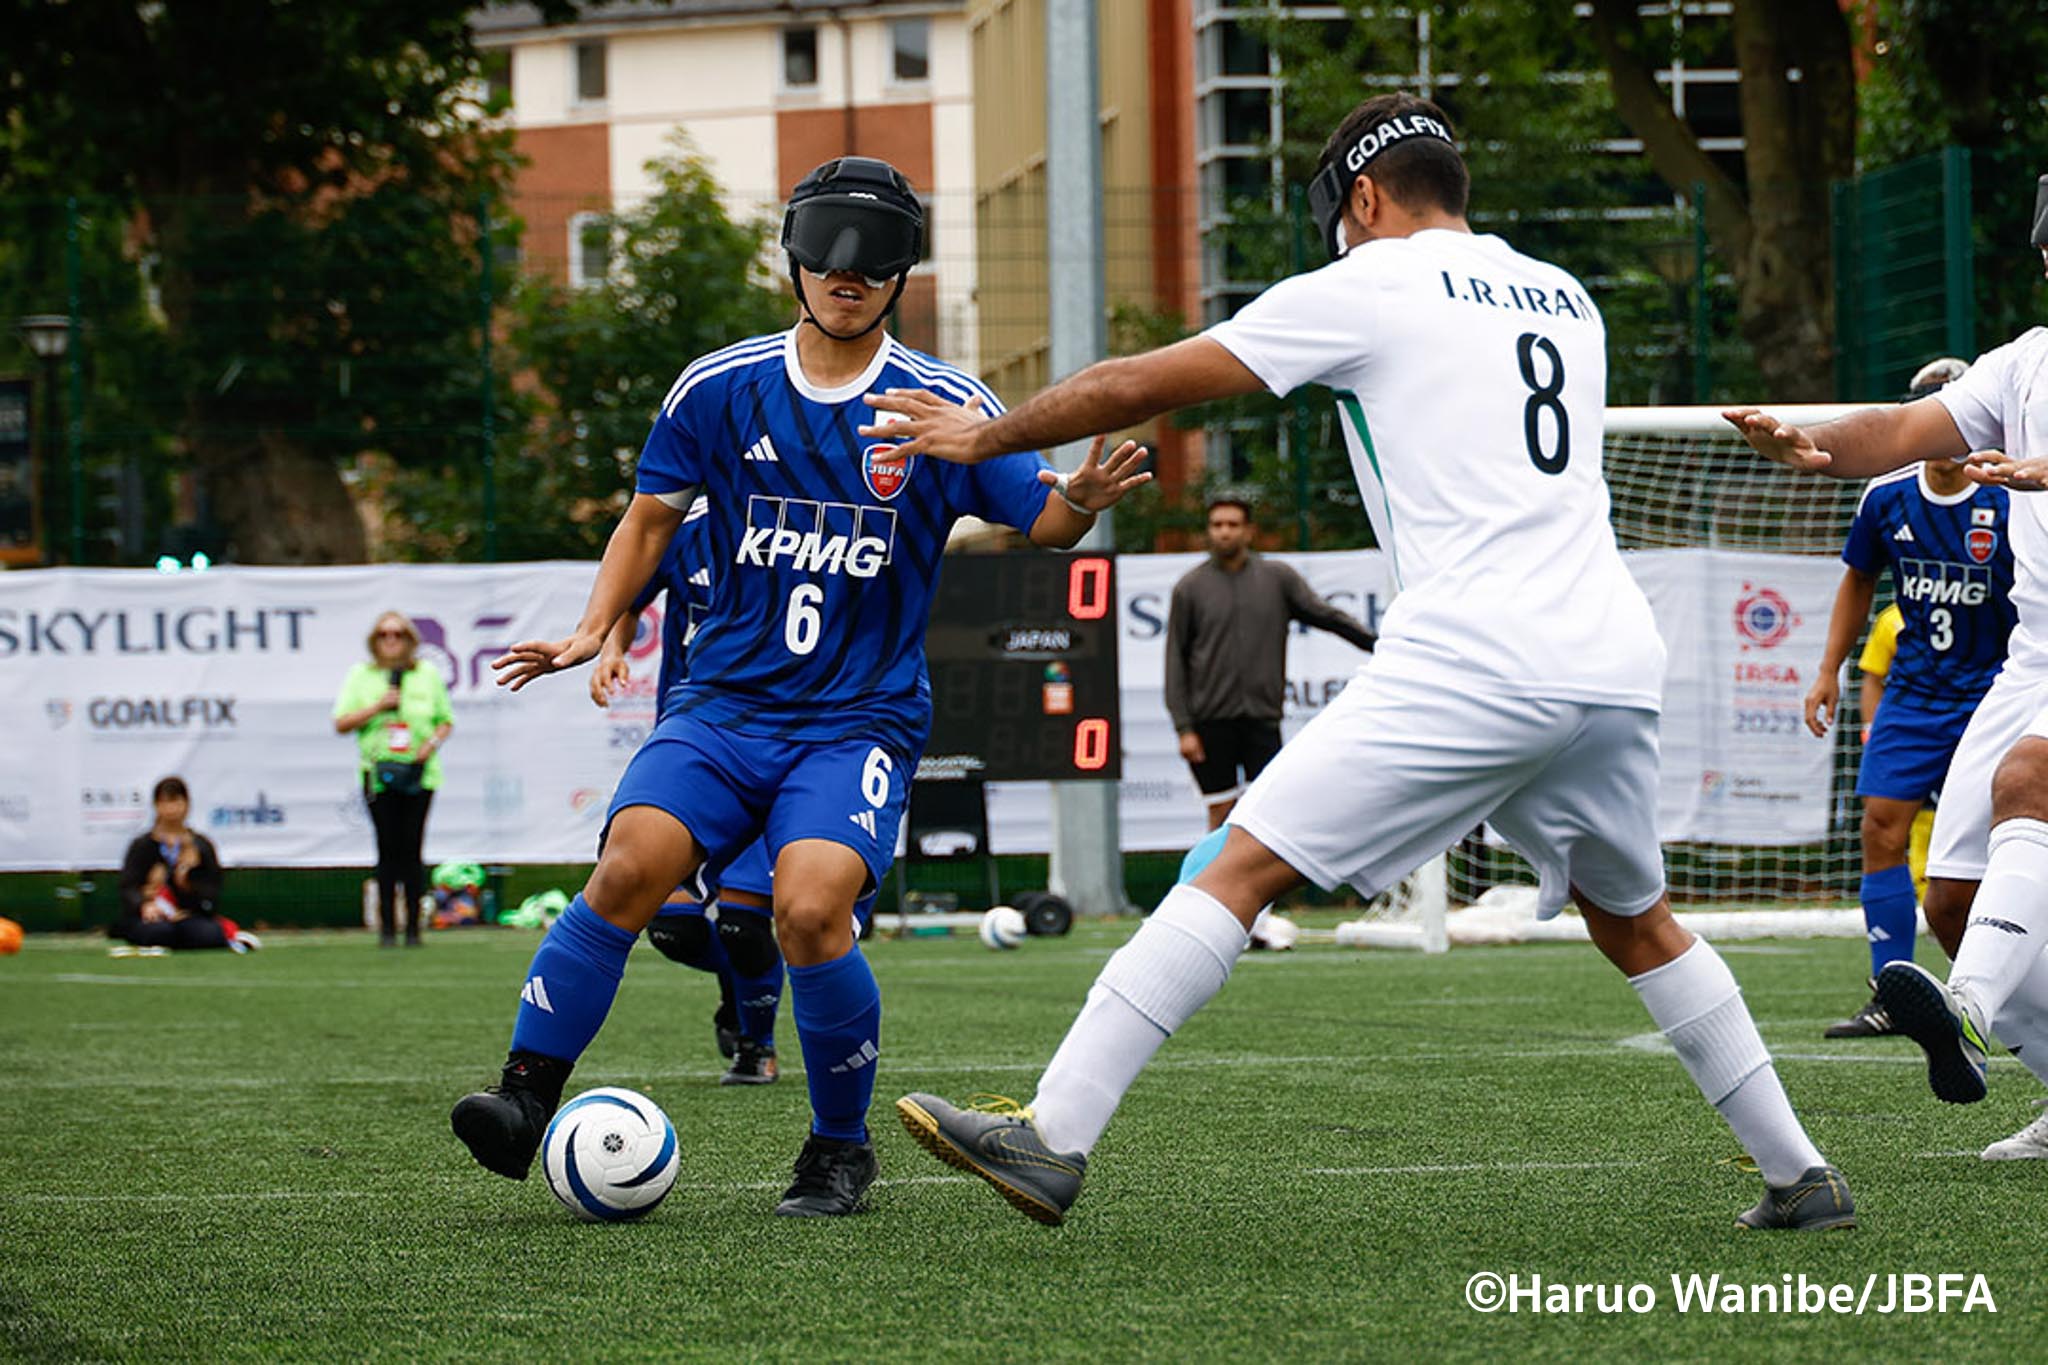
{"left": 861, "top": 337, "right": 1264, "bottom": 463}
{"left": 1722, "top": 399, "right": 1967, "bottom": 480}
{"left": 1028, "top": 436, "right": 1153, "bottom": 549}
{"left": 493, "top": 494, "right": 683, "bottom": 692}
{"left": 1964, "top": 449, "right": 2048, "bottom": 492}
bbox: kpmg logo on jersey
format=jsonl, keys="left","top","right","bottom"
{"left": 1731, "top": 584, "right": 1798, "bottom": 650}
{"left": 1897, "top": 558, "right": 1991, "bottom": 605}
{"left": 861, "top": 443, "right": 912, "bottom": 501}
{"left": 1968, "top": 528, "right": 1998, "bottom": 564}
{"left": 737, "top": 496, "right": 897, "bottom": 578}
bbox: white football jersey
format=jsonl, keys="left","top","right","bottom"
{"left": 1937, "top": 327, "right": 2048, "bottom": 674}
{"left": 1205, "top": 229, "right": 1665, "bottom": 710}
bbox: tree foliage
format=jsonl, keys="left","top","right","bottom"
{"left": 379, "top": 138, "right": 791, "bottom": 561}
{"left": 0, "top": 0, "right": 526, "bottom": 563}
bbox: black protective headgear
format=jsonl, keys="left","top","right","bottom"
{"left": 1306, "top": 111, "right": 1456, "bottom": 261}
{"left": 781, "top": 156, "right": 925, "bottom": 341}
{"left": 2032, "top": 173, "right": 2048, "bottom": 249}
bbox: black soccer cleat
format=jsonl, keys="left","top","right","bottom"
{"left": 1823, "top": 984, "right": 1897, "bottom": 1039}
{"left": 1735, "top": 1164, "right": 1857, "bottom": 1231}
{"left": 450, "top": 1052, "right": 569, "bottom": 1181}
{"left": 895, "top": 1092, "right": 1086, "bottom": 1226}
{"left": 720, "top": 1039, "right": 779, "bottom": 1086}
{"left": 450, "top": 1087, "right": 551, "bottom": 1180}
{"left": 713, "top": 1004, "right": 739, "bottom": 1062}
{"left": 1874, "top": 961, "right": 1990, "bottom": 1104}
{"left": 773, "top": 1135, "right": 877, "bottom": 1217}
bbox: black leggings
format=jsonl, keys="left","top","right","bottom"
{"left": 366, "top": 785, "right": 434, "bottom": 939}
{"left": 112, "top": 916, "right": 229, "bottom": 950}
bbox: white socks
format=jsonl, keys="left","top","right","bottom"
{"left": 1949, "top": 818, "right": 2048, "bottom": 1028}
{"left": 1991, "top": 940, "right": 2048, "bottom": 1088}
{"left": 1030, "top": 885, "right": 1248, "bottom": 1157}
{"left": 1630, "top": 939, "right": 1824, "bottom": 1186}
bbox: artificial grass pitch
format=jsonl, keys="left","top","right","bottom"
{"left": 0, "top": 922, "right": 2040, "bottom": 1362}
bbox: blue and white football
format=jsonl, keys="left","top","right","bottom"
{"left": 540, "top": 1086, "right": 679, "bottom": 1222}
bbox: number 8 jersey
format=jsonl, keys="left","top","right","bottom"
{"left": 1205, "top": 228, "right": 1665, "bottom": 712}
{"left": 635, "top": 328, "right": 1054, "bottom": 754}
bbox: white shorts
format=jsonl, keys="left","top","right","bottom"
{"left": 1229, "top": 668, "right": 1666, "bottom": 919}
{"left": 1927, "top": 665, "right": 2048, "bottom": 881}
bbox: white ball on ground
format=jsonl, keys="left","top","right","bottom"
{"left": 541, "top": 1086, "right": 679, "bottom": 1222}
{"left": 1255, "top": 913, "right": 1300, "bottom": 951}
{"left": 979, "top": 905, "right": 1028, "bottom": 950}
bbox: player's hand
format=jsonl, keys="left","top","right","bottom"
{"left": 588, "top": 652, "right": 630, "bottom": 708}
{"left": 1803, "top": 674, "right": 1840, "bottom": 738}
{"left": 1178, "top": 731, "right": 1206, "bottom": 764}
{"left": 858, "top": 390, "right": 991, "bottom": 462}
{"left": 1042, "top": 437, "right": 1152, "bottom": 512}
{"left": 491, "top": 631, "right": 604, "bottom": 692}
{"left": 1963, "top": 449, "right": 2048, "bottom": 491}
{"left": 1723, "top": 408, "right": 1833, "bottom": 473}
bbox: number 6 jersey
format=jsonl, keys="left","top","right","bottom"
{"left": 1205, "top": 228, "right": 1665, "bottom": 711}
{"left": 634, "top": 328, "right": 1054, "bottom": 753}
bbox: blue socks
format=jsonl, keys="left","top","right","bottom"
{"left": 729, "top": 956, "right": 783, "bottom": 1051}
{"left": 1860, "top": 865, "right": 1918, "bottom": 976}
{"left": 509, "top": 895, "right": 638, "bottom": 1062}
{"left": 787, "top": 943, "right": 881, "bottom": 1142}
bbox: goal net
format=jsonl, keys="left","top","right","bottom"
{"left": 1334, "top": 403, "right": 1876, "bottom": 951}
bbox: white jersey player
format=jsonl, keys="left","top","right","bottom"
{"left": 1728, "top": 181, "right": 2048, "bottom": 1160}
{"left": 866, "top": 93, "right": 1850, "bottom": 1231}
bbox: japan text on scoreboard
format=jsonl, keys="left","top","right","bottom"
{"left": 919, "top": 552, "right": 1119, "bottom": 782}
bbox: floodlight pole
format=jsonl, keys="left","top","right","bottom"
{"left": 1045, "top": 0, "right": 1127, "bottom": 917}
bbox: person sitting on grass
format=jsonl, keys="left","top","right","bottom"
{"left": 111, "top": 776, "right": 258, "bottom": 952}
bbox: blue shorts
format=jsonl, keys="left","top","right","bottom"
{"left": 1857, "top": 697, "right": 1975, "bottom": 802}
{"left": 611, "top": 713, "right": 909, "bottom": 898}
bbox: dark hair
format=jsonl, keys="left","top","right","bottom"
{"left": 152, "top": 776, "right": 189, "bottom": 803}
{"left": 1206, "top": 497, "right": 1253, "bottom": 522}
{"left": 1318, "top": 93, "right": 1469, "bottom": 218}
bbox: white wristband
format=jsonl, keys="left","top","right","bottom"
{"left": 1052, "top": 473, "right": 1093, "bottom": 516}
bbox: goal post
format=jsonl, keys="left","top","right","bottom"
{"left": 1328, "top": 402, "right": 1884, "bottom": 950}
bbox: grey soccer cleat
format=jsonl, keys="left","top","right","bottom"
{"left": 1735, "top": 1164, "right": 1857, "bottom": 1231}
{"left": 895, "top": 1092, "right": 1086, "bottom": 1226}
{"left": 1822, "top": 983, "right": 1896, "bottom": 1038}
{"left": 1981, "top": 1100, "right": 2048, "bottom": 1161}
{"left": 1873, "top": 961, "right": 1990, "bottom": 1104}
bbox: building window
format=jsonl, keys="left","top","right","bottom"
{"left": 481, "top": 49, "right": 512, "bottom": 112}
{"left": 574, "top": 40, "right": 606, "bottom": 103}
{"left": 568, "top": 212, "right": 611, "bottom": 288}
{"left": 783, "top": 27, "right": 819, "bottom": 88}
{"left": 891, "top": 19, "right": 930, "bottom": 83}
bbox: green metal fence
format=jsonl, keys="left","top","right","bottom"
{"left": 1832, "top": 146, "right": 1977, "bottom": 401}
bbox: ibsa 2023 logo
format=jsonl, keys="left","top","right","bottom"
{"left": 1732, "top": 583, "right": 1798, "bottom": 651}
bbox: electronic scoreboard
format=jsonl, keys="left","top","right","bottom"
{"left": 919, "top": 552, "right": 1120, "bottom": 782}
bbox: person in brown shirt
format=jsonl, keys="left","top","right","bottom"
{"left": 1166, "top": 497, "right": 1376, "bottom": 827}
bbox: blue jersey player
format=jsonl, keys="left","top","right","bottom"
{"left": 590, "top": 494, "right": 787, "bottom": 1086}
{"left": 1804, "top": 360, "right": 2017, "bottom": 1038}
{"left": 453, "top": 156, "right": 1152, "bottom": 1216}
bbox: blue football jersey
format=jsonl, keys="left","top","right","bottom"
{"left": 635, "top": 329, "right": 1053, "bottom": 751}
{"left": 1842, "top": 467, "right": 2016, "bottom": 710}
{"left": 630, "top": 495, "right": 713, "bottom": 719}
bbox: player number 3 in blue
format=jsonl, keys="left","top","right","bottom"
{"left": 1929, "top": 606, "right": 1953, "bottom": 652}
{"left": 785, "top": 584, "right": 824, "bottom": 655}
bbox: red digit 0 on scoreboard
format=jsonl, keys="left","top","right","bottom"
{"left": 1073, "top": 717, "right": 1110, "bottom": 771}
{"left": 1067, "top": 557, "right": 1110, "bottom": 620}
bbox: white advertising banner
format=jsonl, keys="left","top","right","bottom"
{"left": 0, "top": 550, "right": 1840, "bottom": 872}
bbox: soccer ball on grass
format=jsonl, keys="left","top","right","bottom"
{"left": 978, "top": 905, "right": 1028, "bottom": 950}
{"left": 541, "top": 1087, "right": 678, "bottom": 1221}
